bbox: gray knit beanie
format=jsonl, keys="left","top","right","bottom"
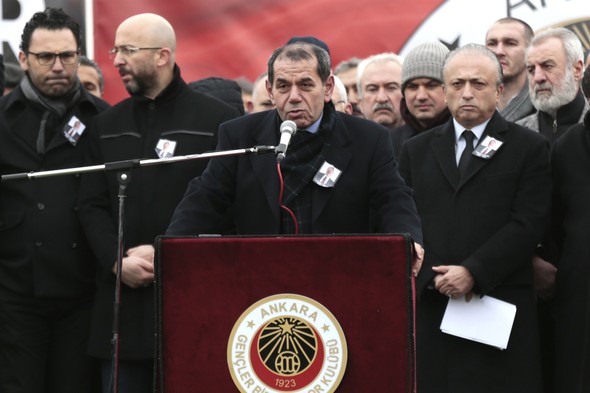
{"left": 401, "top": 41, "right": 449, "bottom": 92}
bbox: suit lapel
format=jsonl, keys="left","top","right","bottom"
{"left": 311, "top": 116, "right": 353, "bottom": 222}
{"left": 249, "top": 112, "right": 355, "bottom": 225}
{"left": 458, "top": 111, "right": 508, "bottom": 187}
{"left": 46, "top": 127, "right": 73, "bottom": 153}
{"left": 4, "top": 101, "right": 43, "bottom": 161}
{"left": 432, "top": 120, "right": 460, "bottom": 188}
{"left": 249, "top": 112, "right": 282, "bottom": 220}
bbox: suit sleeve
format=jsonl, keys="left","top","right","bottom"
{"left": 399, "top": 140, "right": 439, "bottom": 294}
{"left": 166, "top": 122, "right": 237, "bottom": 236}
{"left": 372, "top": 129, "right": 423, "bottom": 244}
{"left": 78, "top": 122, "right": 119, "bottom": 277}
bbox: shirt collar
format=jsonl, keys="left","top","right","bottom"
{"left": 453, "top": 117, "right": 491, "bottom": 144}
{"left": 305, "top": 113, "right": 324, "bottom": 134}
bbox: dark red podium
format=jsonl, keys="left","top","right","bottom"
{"left": 154, "top": 234, "right": 416, "bottom": 392}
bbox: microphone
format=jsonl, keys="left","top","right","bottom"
{"left": 275, "top": 120, "right": 297, "bottom": 162}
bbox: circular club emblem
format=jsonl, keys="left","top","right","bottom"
{"left": 228, "top": 294, "right": 347, "bottom": 393}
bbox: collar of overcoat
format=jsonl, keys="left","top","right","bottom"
{"left": 246, "top": 103, "right": 354, "bottom": 224}
{"left": 431, "top": 110, "right": 509, "bottom": 189}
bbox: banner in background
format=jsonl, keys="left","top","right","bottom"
{"left": 1, "top": 0, "right": 86, "bottom": 63}
{"left": 1, "top": 0, "right": 589, "bottom": 104}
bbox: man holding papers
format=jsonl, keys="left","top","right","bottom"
{"left": 399, "top": 44, "right": 551, "bottom": 393}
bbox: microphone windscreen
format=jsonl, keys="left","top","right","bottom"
{"left": 280, "top": 120, "right": 297, "bottom": 136}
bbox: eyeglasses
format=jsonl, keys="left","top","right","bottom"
{"left": 28, "top": 51, "right": 79, "bottom": 66}
{"left": 109, "top": 46, "right": 162, "bottom": 59}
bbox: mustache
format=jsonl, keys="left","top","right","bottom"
{"left": 533, "top": 82, "right": 553, "bottom": 94}
{"left": 372, "top": 102, "right": 394, "bottom": 111}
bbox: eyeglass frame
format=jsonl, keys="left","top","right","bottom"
{"left": 109, "top": 46, "right": 163, "bottom": 59}
{"left": 27, "top": 51, "right": 80, "bottom": 66}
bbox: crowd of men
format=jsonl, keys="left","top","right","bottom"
{"left": 1, "top": 7, "right": 590, "bottom": 393}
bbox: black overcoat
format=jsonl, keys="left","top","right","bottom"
{"left": 399, "top": 111, "right": 551, "bottom": 393}
{"left": 0, "top": 84, "right": 108, "bottom": 298}
{"left": 167, "top": 104, "right": 423, "bottom": 243}
{"left": 551, "top": 111, "right": 590, "bottom": 393}
{"left": 78, "top": 69, "right": 240, "bottom": 359}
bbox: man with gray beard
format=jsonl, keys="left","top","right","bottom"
{"left": 516, "top": 26, "right": 587, "bottom": 393}
{"left": 517, "top": 27, "right": 587, "bottom": 144}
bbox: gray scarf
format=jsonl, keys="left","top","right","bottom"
{"left": 20, "top": 75, "right": 82, "bottom": 154}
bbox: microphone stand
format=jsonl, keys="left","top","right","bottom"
{"left": 1, "top": 146, "right": 276, "bottom": 181}
{"left": 1, "top": 145, "right": 276, "bottom": 393}
{"left": 111, "top": 169, "right": 131, "bottom": 393}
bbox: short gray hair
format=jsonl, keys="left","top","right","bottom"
{"left": 526, "top": 27, "right": 584, "bottom": 66}
{"left": 334, "top": 57, "right": 362, "bottom": 75}
{"left": 356, "top": 53, "right": 403, "bottom": 97}
{"left": 444, "top": 43, "right": 503, "bottom": 87}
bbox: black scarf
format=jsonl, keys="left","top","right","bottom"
{"left": 400, "top": 97, "right": 451, "bottom": 133}
{"left": 20, "top": 74, "right": 82, "bottom": 154}
{"left": 279, "top": 102, "right": 337, "bottom": 233}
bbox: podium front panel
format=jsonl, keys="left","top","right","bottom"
{"left": 155, "top": 234, "right": 415, "bottom": 392}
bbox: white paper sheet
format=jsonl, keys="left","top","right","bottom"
{"left": 440, "top": 295, "right": 516, "bottom": 350}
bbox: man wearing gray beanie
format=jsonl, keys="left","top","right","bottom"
{"left": 391, "top": 41, "right": 450, "bottom": 156}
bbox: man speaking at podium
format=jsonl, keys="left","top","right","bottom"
{"left": 167, "top": 42, "right": 424, "bottom": 267}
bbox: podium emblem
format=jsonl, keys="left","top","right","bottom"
{"left": 228, "top": 294, "right": 347, "bottom": 393}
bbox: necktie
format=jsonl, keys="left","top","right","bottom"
{"left": 458, "top": 130, "right": 475, "bottom": 178}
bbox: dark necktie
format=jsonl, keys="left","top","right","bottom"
{"left": 458, "top": 130, "right": 475, "bottom": 178}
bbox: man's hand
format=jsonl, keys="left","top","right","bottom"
{"left": 127, "top": 244, "right": 155, "bottom": 265}
{"left": 412, "top": 242, "right": 425, "bottom": 277}
{"left": 532, "top": 255, "right": 557, "bottom": 301}
{"left": 432, "top": 265, "right": 475, "bottom": 301}
{"left": 111, "top": 245, "right": 155, "bottom": 289}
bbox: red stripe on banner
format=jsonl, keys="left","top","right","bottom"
{"left": 92, "top": 0, "right": 443, "bottom": 104}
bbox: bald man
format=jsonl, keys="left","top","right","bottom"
{"left": 78, "top": 13, "right": 240, "bottom": 392}
{"left": 332, "top": 75, "right": 353, "bottom": 114}
{"left": 248, "top": 72, "right": 275, "bottom": 113}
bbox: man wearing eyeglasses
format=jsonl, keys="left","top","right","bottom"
{"left": 0, "top": 7, "right": 109, "bottom": 393}
{"left": 78, "top": 13, "right": 240, "bottom": 393}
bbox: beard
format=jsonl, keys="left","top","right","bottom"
{"left": 120, "top": 63, "right": 158, "bottom": 96}
{"left": 530, "top": 67, "right": 578, "bottom": 113}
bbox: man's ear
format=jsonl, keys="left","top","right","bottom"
{"left": 496, "top": 82, "right": 504, "bottom": 102}
{"left": 157, "top": 48, "right": 172, "bottom": 67}
{"left": 573, "top": 59, "right": 584, "bottom": 81}
{"left": 265, "top": 79, "right": 274, "bottom": 102}
{"left": 324, "top": 74, "right": 335, "bottom": 102}
{"left": 18, "top": 51, "right": 29, "bottom": 72}
{"left": 344, "top": 102, "right": 353, "bottom": 115}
